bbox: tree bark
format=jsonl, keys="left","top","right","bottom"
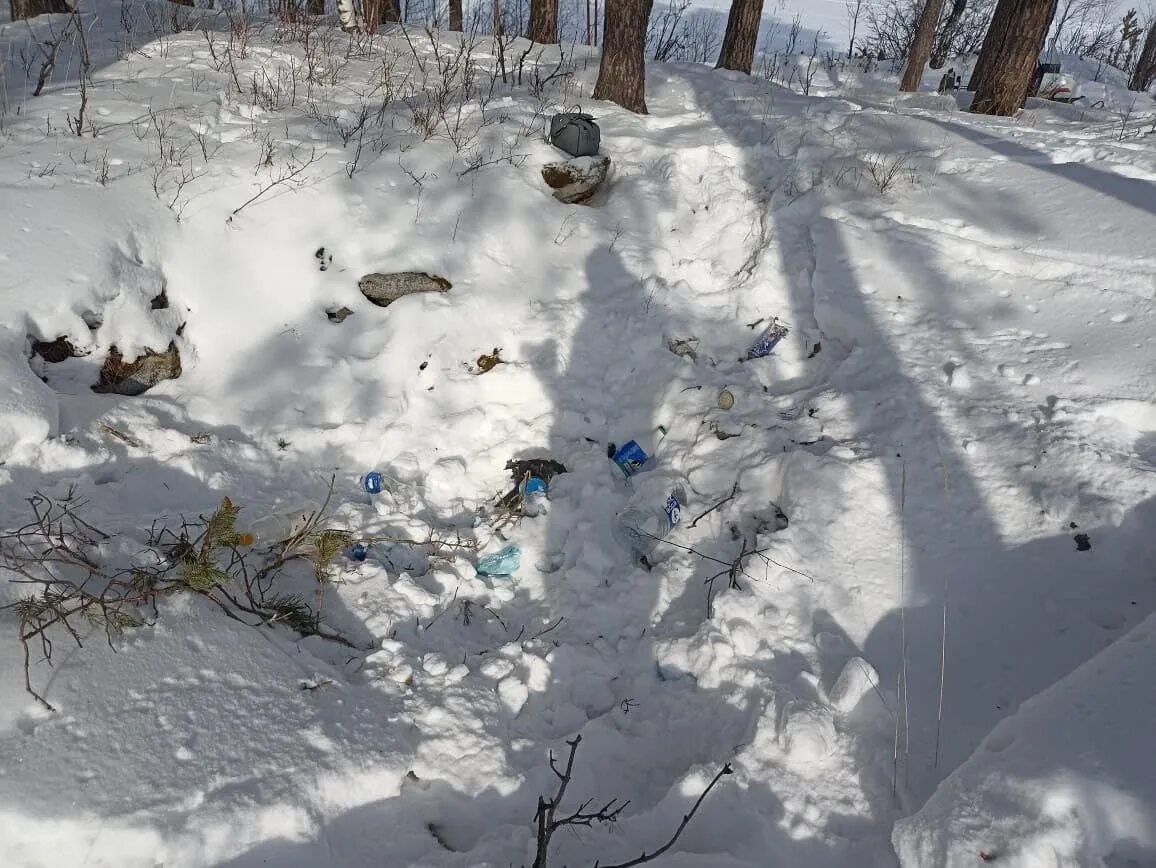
{"left": 967, "top": 0, "right": 1017, "bottom": 92}
{"left": 11, "top": 0, "right": 70, "bottom": 16}
{"left": 930, "top": 0, "right": 969, "bottom": 69}
{"left": 1129, "top": 23, "right": 1156, "bottom": 91}
{"left": 970, "top": 0, "right": 1057, "bottom": 115}
{"left": 529, "top": 0, "right": 558, "bottom": 42}
{"left": 716, "top": 0, "right": 765, "bottom": 74}
{"left": 449, "top": 0, "right": 463, "bottom": 31}
{"left": 900, "top": 0, "right": 948, "bottom": 91}
{"left": 592, "top": 0, "right": 654, "bottom": 113}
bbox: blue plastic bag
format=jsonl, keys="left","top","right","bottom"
{"left": 477, "top": 545, "right": 522, "bottom": 578}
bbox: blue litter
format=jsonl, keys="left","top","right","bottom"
{"left": 350, "top": 542, "right": 369, "bottom": 561}
{"left": 362, "top": 472, "right": 386, "bottom": 495}
{"left": 522, "top": 477, "right": 547, "bottom": 497}
{"left": 476, "top": 544, "right": 522, "bottom": 577}
{"left": 746, "top": 319, "right": 790, "bottom": 360}
{"left": 612, "top": 440, "right": 649, "bottom": 476}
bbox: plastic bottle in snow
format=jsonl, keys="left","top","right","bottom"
{"left": 521, "top": 476, "right": 548, "bottom": 516}
{"left": 361, "top": 470, "right": 397, "bottom": 514}
{"left": 476, "top": 544, "right": 521, "bottom": 578}
{"left": 613, "top": 472, "right": 688, "bottom": 560}
{"left": 362, "top": 471, "right": 386, "bottom": 497}
{"left": 239, "top": 506, "right": 314, "bottom": 548}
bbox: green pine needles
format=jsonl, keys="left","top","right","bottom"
{"left": 0, "top": 484, "right": 355, "bottom": 711}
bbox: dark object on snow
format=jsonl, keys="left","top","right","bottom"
{"left": 1074, "top": 532, "right": 1091, "bottom": 552}
{"left": 1030, "top": 62, "right": 1061, "bottom": 97}
{"left": 358, "top": 272, "right": 451, "bottom": 308}
{"left": 31, "top": 335, "right": 82, "bottom": 364}
{"left": 541, "top": 155, "right": 611, "bottom": 205}
{"left": 507, "top": 458, "right": 567, "bottom": 485}
{"left": 475, "top": 348, "right": 503, "bottom": 374}
{"left": 92, "top": 342, "right": 182, "bottom": 396}
{"left": 326, "top": 306, "right": 354, "bottom": 323}
{"left": 315, "top": 247, "right": 333, "bottom": 272}
{"left": 494, "top": 457, "right": 568, "bottom": 515}
{"left": 150, "top": 289, "right": 169, "bottom": 310}
{"left": 549, "top": 110, "right": 600, "bottom": 158}
{"left": 937, "top": 68, "right": 958, "bottom": 94}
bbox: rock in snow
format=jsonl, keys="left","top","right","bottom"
{"left": 541, "top": 155, "right": 611, "bottom": 204}
{"left": 92, "top": 343, "right": 182, "bottom": 396}
{"left": 358, "top": 271, "right": 452, "bottom": 307}
{"left": 30, "top": 335, "right": 84, "bottom": 364}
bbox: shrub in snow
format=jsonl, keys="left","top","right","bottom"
{"left": 2, "top": 490, "right": 360, "bottom": 710}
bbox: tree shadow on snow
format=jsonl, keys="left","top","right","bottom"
{"left": 671, "top": 63, "right": 1156, "bottom": 825}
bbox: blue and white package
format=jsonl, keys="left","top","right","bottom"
{"left": 746, "top": 319, "right": 790, "bottom": 360}
{"left": 612, "top": 440, "right": 649, "bottom": 476}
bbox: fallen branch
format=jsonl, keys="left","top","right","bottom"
{"left": 530, "top": 735, "right": 733, "bottom": 868}
{"left": 688, "top": 482, "right": 739, "bottom": 529}
{"left": 595, "top": 762, "right": 734, "bottom": 868}
{"left": 529, "top": 616, "right": 564, "bottom": 642}
{"left": 228, "top": 147, "right": 322, "bottom": 220}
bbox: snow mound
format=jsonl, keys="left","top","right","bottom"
{"left": 893, "top": 613, "right": 1156, "bottom": 867}
{"left": 0, "top": 330, "right": 58, "bottom": 458}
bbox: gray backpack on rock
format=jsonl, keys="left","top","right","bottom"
{"left": 550, "top": 110, "right": 600, "bottom": 157}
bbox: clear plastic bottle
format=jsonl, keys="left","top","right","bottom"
{"left": 613, "top": 472, "right": 688, "bottom": 560}
{"left": 521, "top": 477, "right": 548, "bottom": 517}
{"left": 239, "top": 506, "right": 314, "bottom": 547}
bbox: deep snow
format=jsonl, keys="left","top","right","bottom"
{"left": 2, "top": 5, "right": 1156, "bottom": 868}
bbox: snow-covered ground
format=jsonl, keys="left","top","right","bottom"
{"left": 2, "top": 4, "right": 1156, "bottom": 867}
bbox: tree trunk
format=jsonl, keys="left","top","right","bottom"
{"left": 930, "top": 0, "right": 969, "bottom": 69}
{"left": 1128, "top": 23, "right": 1156, "bottom": 91}
{"left": 970, "top": 0, "right": 1057, "bottom": 115}
{"left": 307, "top": 0, "right": 324, "bottom": 14}
{"left": 449, "top": 0, "right": 463, "bottom": 31}
{"left": 967, "top": 0, "right": 1016, "bottom": 92}
{"left": 716, "top": 0, "right": 765, "bottom": 74}
{"left": 592, "top": 0, "right": 654, "bottom": 113}
{"left": 900, "top": 0, "right": 948, "bottom": 91}
{"left": 365, "top": 0, "right": 400, "bottom": 23}
{"left": 529, "top": 0, "right": 558, "bottom": 42}
{"left": 10, "top": 0, "right": 70, "bottom": 14}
